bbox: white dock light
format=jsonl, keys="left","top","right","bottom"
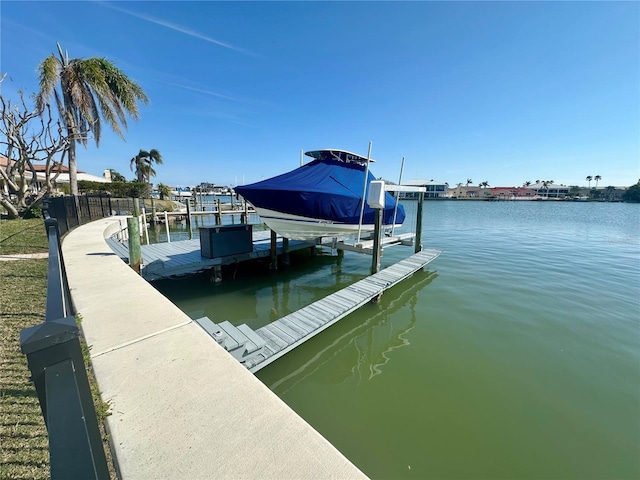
{"left": 367, "top": 180, "right": 386, "bottom": 209}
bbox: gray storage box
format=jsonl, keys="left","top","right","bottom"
{"left": 199, "top": 224, "right": 253, "bottom": 258}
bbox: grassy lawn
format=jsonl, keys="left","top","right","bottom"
{"left": 0, "top": 218, "right": 50, "bottom": 480}
{"left": 1, "top": 217, "right": 116, "bottom": 479}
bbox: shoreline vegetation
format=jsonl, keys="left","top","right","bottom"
{"left": 0, "top": 218, "right": 116, "bottom": 480}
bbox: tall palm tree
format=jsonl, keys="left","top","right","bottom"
{"left": 523, "top": 181, "right": 531, "bottom": 187}
{"left": 466, "top": 178, "right": 472, "bottom": 187}
{"left": 130, "top": 149, "right": 163, "bottom": 183}
{"left": 586, "top": 175, "right": 593, "bottom": 189}
{"left": 594, "top": 175, "right": 601, "bottom": 191}
{"left": 36, "top": 43, "right": 148, "bottom": 195}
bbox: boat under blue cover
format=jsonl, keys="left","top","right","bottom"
{"left": 235, "top": 149, "right": 405, "bottom": 239}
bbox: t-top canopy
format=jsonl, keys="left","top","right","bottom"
{"left": 305, "top": 149, "right": 376, "bottom": 165}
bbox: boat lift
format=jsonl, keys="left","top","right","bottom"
{"left": 329, "top": 181, "right": 426, "bottom": 274}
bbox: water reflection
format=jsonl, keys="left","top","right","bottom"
{"left": 263, "top": 270, "right": 438, "bottom": 394}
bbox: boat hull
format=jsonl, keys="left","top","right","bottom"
{"left": 255, "top": 207, "right": 396, "bottom": 241}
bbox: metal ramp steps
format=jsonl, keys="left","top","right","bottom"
{"left": 194, "top": 317, "right": 266, "bottom": 362}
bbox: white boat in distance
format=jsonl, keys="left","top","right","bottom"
{"left": 235, "top": 149, "right": 406, "bottom": 241}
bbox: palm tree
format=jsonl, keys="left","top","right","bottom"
{"left": 36, "top": 43, "right": 148, "bottom": 195}
{"left": 466, "top": 178, "right": 472, "bottom": 187}
{"left": 547, "top": 180, "right": 554, "bottom": 198}
{"left": 541, "top": 180, "right": 549, "bottom": 198}
{"left": 594, "top": 175, "right": 601, "bottom": 191}
{"left": 130, "top": 149, "right": 163, "bottom": 183}
{"left": 586, "top": 175, "right": 593, "bottom": 189}
{"left": 157, "top": 183, "right": 171, "bottom": 200}
{"left": 523, "top": 181, "right": 531, "bottom": 187}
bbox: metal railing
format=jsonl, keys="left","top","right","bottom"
{"left": 44, "top": 195, "right": 137, "bottom": 236}
{"left": 20, "top": 215, "right": 110, "bottom": 479}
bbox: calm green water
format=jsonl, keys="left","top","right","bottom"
{"left": 155, "top": 201, "right": 640, "bottom": 479}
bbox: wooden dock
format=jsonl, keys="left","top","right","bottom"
{"left": 194, "top": 248, "right": 441, "bottom": 373}
{"left": 106, "top": 229, "right": 314, "bottom": 281}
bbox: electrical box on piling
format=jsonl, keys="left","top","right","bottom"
{"left": 367, "top": 180, "right": 386, "bottom": 209}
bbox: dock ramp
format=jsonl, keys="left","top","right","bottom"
{"left": 195, "top": 248, "right": 440, "bottom": 373}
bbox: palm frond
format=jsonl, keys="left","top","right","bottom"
{"left": 36, "top": 55, "right": 61, "bottom": 112}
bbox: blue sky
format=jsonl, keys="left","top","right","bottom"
{"left": 1, "top": 1, "right": 638, "bottom": 189}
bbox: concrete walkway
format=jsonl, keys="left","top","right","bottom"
{"left": 62, "top": 217, "right": 367, "bottom": 480}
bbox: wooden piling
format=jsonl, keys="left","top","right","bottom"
{"left": 371, "top": 208, "right": 382, "bottom": 275}
{"left": 270, "top": 230, "right": 278, "bottom": 270}
{"left": 282, "top": 237, "right": 290, "bottom": 267}
{"left": 215, "top": 199, "right": 222, "bottom": 225}
{"left": 415, "top": 191, "right": 424, "bottom": 253}
{"left": 150, "top": 197, "right": 157, "bottom": 224}
{"left": 127, "top": 217, "right": 142, "bottom": 274}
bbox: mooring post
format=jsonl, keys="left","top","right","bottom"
{"left": 164, "top": 211, "right": 171, "bottom": 243}
{"left": 415, "top": 191, "right": 424, "bottom": 253}
{"left": 371, "top": 208, "right": 383, "bottom": 275}
{"left": 282, "top": 237, "right": 290, "bottom": 267}
{"left": 150, "top": 197, "right": 157, "bottom": 224}
{"left": 212, "top": 265, "right": 222, "bottom": 285}
{"left": 270, "top": 229, "right": 278, "bottom": 270}
{"left": 186, "top": 198, "right": 192, "bottom": 224}
{"left": 241, "top": 198, "right": 248, "bottom": 224}
{"left": 133, "top": 198, "right": 140, "bottom": 218}
{"left": 215, "top": 199, "right": 222, "bottom": 225}
{"left": 127, "top": 216, "right": 142, "bottom": 274}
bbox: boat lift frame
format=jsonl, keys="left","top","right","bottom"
{"left": 331, "top": 182, "right": 426, "bottom": 274}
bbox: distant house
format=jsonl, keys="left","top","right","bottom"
{"left": 448, "top": 184, "right": 483, "bottom": 198}
{"left": 0, "top": 155, "right": 110, "bottom": 196}
{"left": 524, "top": 182, "right": 570, "bottom": 199}
{"left": 489, "top": 186, "right": 534, "bottom": 199}
{"left": 400, "top": 179, "right": 448, "bottom": 199}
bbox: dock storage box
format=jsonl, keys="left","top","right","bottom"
{"left": 199, "top": 224, "right": 253, "bottom": 258}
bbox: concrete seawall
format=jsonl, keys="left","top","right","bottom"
{"left": 62, "top": 217, "right": 367, "bottom": 479}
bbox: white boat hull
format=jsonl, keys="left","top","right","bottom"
{"left": 254, "top": 207, "right": 379, "bottom": 241}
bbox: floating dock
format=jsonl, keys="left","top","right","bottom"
{"left": 106, "top": 229, "right": 313, "bottom": 281}
{"left": 194, "top": 248, "right": 441, "bottom": 373}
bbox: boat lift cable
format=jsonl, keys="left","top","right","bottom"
{"left": 391, "top": 156, "right": 405, "bottom": 237}
{"left": 357, "top": 141, "right": 373, "bottom": 244}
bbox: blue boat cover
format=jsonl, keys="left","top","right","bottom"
{"left": 235, "top": 158, "right": 405, "bottom": 226}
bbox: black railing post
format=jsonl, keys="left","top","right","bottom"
{"left": 21, "top": 318, "right": 110, "bottom": 480}
{"left": 19, "top": 215, "right": 110, "bottom": 479}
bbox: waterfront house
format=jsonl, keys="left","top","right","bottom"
{"left": 400, "top": 179, "right": 448, "bottom": 199}
{"left": 524, "top": 182, "right": 570, "bottom": 199}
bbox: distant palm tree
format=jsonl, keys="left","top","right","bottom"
{"left": 466, "top": 178, "right": 473, "bottom": 187}
{"left": 108, "top": 169, "right": 127, "bottom": 182}
{"left": 586, "top": 175, "right": 593, "bottom": 189}
{"left": 130, "top": 149, "right": 163, "bottom": 183}
{"left": 480, "top": 181, "right": 490, "bottom": 188}
{"left": 541, "top": 180, "right": 549, "bottom": 198}
{"left": 594, "top": 175, "right": 601, "bottom": 191}
{"left": 36, "top": 43, "right": 148, "bottom": 195}
{"left": 523, "top": 181, "right": 531, "bottom": 187}
{"left": 157, "top": 182, "right": 171, "bottom": 200}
